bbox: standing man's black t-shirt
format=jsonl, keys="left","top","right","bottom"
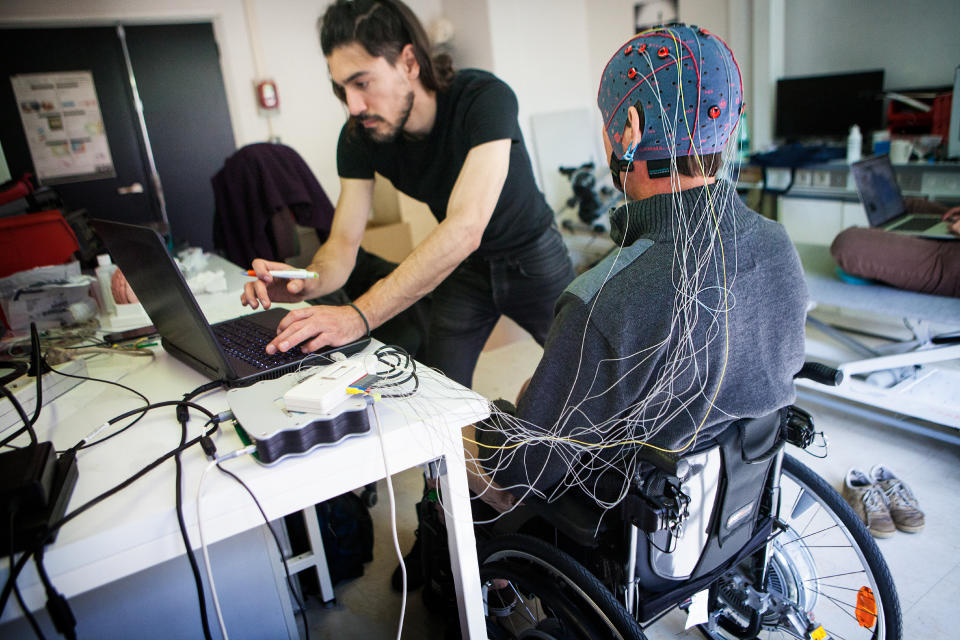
{"left": 336, "top": 69, "right": 553, "bottom": 257}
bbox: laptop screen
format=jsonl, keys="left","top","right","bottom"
{"left": 850, "top": 155, "right": 906, "bottom": 228}
{"left": 91, "top": 219, "right": 232, "bottom": 379}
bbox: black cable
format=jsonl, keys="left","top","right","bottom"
{"left": 0, "top": 385, "right": 37, "bottom": 446}
{"left": 2, "top": 428, "right": 221, "bottom": 620}
{"left": 34, "top": 548, "right": 76, "bottom": 640}
{"left": 174, "top": 381, "right": 223, "bottom": 640}
{"left": 12, "top": 581, "right": 46, "bottom": 640}
{"left": 28, "top": 324, "right": 45, "bottom": 428}
{"left": 49, "top": 425, "right": 216, "bottom": 536}
{"left": 0, "top": 545, "right": 33, "bottom": 619}
{"left": 42, "top": 358, "right": 152, "bottom": 451}
{"left": 1, "top": 385, "right": 223, "bottom": 625}
{"left": 10, "top": 510, "right": 47, "bottom": 640}
{"left": 215, "top": 464, "right": 310, "bottom": 640}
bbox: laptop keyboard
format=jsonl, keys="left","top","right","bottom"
{"left": 213, "top": 317, "right": 307, "bottom": 370}
{"left": 892, "top": 217, "right": 938, "bottom": 232}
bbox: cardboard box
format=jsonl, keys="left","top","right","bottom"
{"left": 371, "top": 173, "right": 403, "bottom": 226}
{"left": 366, "top": 175, "right": 437, "bottom": 262}
{"left": 361, "top": 221, "right": 414, "bottom": 264}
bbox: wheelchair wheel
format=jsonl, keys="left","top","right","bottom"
{"left": 700, "top": 453, "right": 902, "bottom": 639}
{"left": 479, "top": 533, "right": 647, "bottom": 640}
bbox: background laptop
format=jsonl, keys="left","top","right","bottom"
{"left": 92, "top": 219, "right": 368, "bottom": 387}
{"left": 850, "top": 154, "right": 954, "bottom": 239}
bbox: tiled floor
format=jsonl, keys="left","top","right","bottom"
{"left": 309, "top": 331, "right": 958, "bottom": 639}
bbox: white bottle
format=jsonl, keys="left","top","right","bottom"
{"left": 847, "top": 124, "right": 862, "bottom": 164}
{"left": 95, "top": 254, "right": 117, "bottom": 316}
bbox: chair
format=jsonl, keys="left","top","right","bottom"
{"left": 211, "top": 142, "right": 334, "bottom": 267}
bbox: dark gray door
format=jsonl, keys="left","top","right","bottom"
{"left": 125, "top": 23, "right": 236, "bottom": 249}
{"left": 0, "top": 23, "right": 236, "bottom": 249}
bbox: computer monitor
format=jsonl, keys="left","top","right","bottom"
{"left": 775, "top": 70, "right": 885, "bottom": 141}
{"left": 949, "top": 66, "right": 960, "bottom": 159}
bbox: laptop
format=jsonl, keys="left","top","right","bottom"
{"left": 850, "top": 154, "right": 954, "bottom": 239}
{"left": 91, "top": 219, "right": 369, "bottom": 387}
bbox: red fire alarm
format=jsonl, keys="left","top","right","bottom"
{"left": 257, "top": 80, "right": 279, "bottom": 110}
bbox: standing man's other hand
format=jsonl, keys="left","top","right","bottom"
{"left": 241, "top": 259, "right": 317, "bottom": 309}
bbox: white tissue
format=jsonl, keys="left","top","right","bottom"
{"left": 186, "top": 270, "right": 227, "bottom": 294}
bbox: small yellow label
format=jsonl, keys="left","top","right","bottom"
{"left": 810, "top": 627, "right": 828, "bottom": 640}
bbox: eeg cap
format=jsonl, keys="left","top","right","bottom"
{"left": 598, "top": 24, "right": 743, "bottom": 163}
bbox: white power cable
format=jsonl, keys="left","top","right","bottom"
{"left": 195, "top": 444, "right": 257, "bottom": 640}
{"left": 197, "top": 459, "right": 228, "bottom": 640}
{"left": 370, "top": 400, "right": 406, "bottom": 640}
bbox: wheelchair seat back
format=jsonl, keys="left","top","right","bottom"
{"left": 631, "top": 410, "right": 783, "bottom": 591}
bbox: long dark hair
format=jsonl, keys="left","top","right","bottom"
{"left": 319, "top": 0, "right": 453, "bottom": 101}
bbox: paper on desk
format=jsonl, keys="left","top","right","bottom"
{"left": 0, "top": 262, "right": 97, "bottom": 330}
{"left": 685, "top": 588, "right": 709, "bottom": 629}
{"left": 0, "top": 262, "right": 87, "bottom": 298}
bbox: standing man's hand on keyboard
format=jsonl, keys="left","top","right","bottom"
{"left": 241, "top": 259, "right": 321, "bottom": 309}
{"left": 265, "top": 304, "right": 367, "bottom": 354}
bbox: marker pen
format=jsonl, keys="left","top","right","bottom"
{"left": 244, "top": 269, "right": 319, "bottom": 279}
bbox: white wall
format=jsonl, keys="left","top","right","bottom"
{"left": 440, "top": 0, "right": 494, "bottom": 71}
{"left": 783, "top": 0, "right": 960, "bottom": 89}
{"left": 484, "top": 0, "right": 595, "bottom": 185}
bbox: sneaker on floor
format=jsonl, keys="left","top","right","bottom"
{"left": 842, "top": 468, "right": 896, "bottom": 538}
{"left": 391, "top": 537, "right": 425, "bottom": 592}
{"left": 870, "top": 464, "right": 925, "bottom": 533}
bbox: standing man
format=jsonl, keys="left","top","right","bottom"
{"left": 241, "top": 0, "right": 575, "bottom": 388}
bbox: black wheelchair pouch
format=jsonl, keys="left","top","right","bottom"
{"left": 694, "top": 409, "right": 783, "bottom": 576}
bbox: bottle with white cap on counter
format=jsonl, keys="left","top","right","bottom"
{"left": 94, "top": 254, "right": 117, "bottom": 316}
{"left": 847, "top": 124, "right": 862, "bottom": 164}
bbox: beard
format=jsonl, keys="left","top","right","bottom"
{"left": 361, "top": 90, "right": 414, "bottom": 144}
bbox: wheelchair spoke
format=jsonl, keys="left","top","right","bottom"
{"left": 805, "top": 569, "right": 867, "bottom": 582}
{"left": 781, "top": 523, "right": 844, "bottom": 544}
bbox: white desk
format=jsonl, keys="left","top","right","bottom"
{"left": 1, "top": 259, "right": 490, "bottom": 638}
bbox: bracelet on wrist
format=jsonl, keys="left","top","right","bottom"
{"left": 347, "top": 302, "right": 370, "bottom": 337}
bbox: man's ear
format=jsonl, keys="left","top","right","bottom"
{"left": 399, "top": 43, "right": 420, "bottom": 80}
{"left": 625, "top": 106, "right": 642, "bottom": 152}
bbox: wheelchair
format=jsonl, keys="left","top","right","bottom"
{"left": 472, "top": 364, "right": 902, "bottom": 639}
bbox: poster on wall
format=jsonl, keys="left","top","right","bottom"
{"left": 10, "top": 71, "right": 116, "bottom": 185}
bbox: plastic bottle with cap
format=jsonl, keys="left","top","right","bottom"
{"left": 847, "top": 124, "right": 862, "bottom": 164}
{"left": 95, "top": 254, "right": 117, "bottom": 316}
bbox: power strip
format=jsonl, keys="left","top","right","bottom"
{"left": 0, "top": 358, "right": 88, "bottom": 435}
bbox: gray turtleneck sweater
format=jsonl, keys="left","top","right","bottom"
{"left": 480, "top": 183, "right": 808, "bottom": 496}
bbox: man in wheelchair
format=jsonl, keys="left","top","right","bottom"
{"left": 468, "top": 22, "right": 806, "bottom": 532}
{"left": 434, "top": 24, "right": 900, "bottom": 640}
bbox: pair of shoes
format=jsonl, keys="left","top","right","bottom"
{"left": 391, "top": 537, "right": 425, "bottom": 592}
{"left": 842, "top": 468, "right": 895, "bottom": 538}
{"left": 871, "top": 464, "right": 925, "bottom": 533}
{"left": 842, "top": 466, "right": 925, "bottom": 538}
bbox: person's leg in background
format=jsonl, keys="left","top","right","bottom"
{"left": 495, "top": 225, "right": 577, "bottom": 344}
{"left": 831, "top": 227, "right": 960, "bottom": 298}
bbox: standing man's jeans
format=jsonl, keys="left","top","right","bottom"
{"left": 423, "top": 225, "right": 576, "bottom": 387}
